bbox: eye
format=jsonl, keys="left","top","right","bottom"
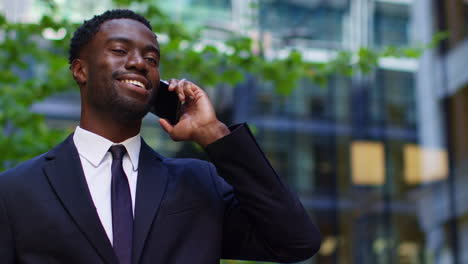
{"left": 111, "top": 48, "right": 127, "bottom": 55}
{"left": 145, "top": 57, "right": 159, "bottom": 65}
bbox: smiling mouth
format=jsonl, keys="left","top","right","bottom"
{"left": 120, "top": 79, "right": 146, "bottom": 90}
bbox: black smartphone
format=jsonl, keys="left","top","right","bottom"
{"left": 149, "top": 80, "right": 181, "bottom": 125}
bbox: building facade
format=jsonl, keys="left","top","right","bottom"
{"left": 2, "top": 0, "right": 468, "bottom": 263}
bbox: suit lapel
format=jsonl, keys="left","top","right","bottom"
{"left": 132, "top": 140, "right": 168, "bottom": 264}
{"left": 43, "top": 135, "right": 118, "bottom": 264}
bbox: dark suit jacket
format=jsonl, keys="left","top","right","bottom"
{"left": 0, "top": 124, "right": 321, "bottom": 264}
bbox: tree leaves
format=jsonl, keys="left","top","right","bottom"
{"left": 0, "top": 12, "right": 74, "bottom": 170}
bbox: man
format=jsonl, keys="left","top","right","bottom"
{"left": 0, "top": 9, "right": 321, "bottom": 264}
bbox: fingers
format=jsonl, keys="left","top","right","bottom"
{"left": 159, "top": 118, "right": 187, "bottom": 141}
{"left": 168, "top": 79, "right": 198, "bottom": 103}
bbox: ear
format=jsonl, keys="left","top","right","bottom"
{"left": 71, "top": 59, "right": 88, "bottom": 86}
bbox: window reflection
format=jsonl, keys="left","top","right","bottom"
{"left": 374, "top": 2, "right": 410, "bottom": 47}
{"left": 158, "top": 0, "right": 232, "bottom": 31}
{"left": 371, "top": 70, "right": 416, "bottom": 129}
{"left": 259, "top": 0, "right": 348, "bottom": 49}
{"left": 255, "top": 76, "right": 351, "bottom": 122}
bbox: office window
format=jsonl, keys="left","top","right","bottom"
{"left": 255, "top": 76, "right": 351, "bottom": 122}
{"left": 374, "top": 2, "right": 410, "bottom": 47}
{"left": 333, "top": 76, "right": 352, "bottom": 124}
{"left": 258, "top": 129, "right": 296, "bottom": 184}
{"left": 257, "top": 128, "right": 339, "bottom": 195}
{"left": 370, "top": 70, "right": 416, "bottom": 129}
{"left": 159, "top": 0, "right": 232, "bottom": 31}
{"left": 189, "top": 0, "right": 230, "bottom": 8}
{"left": 259, "top": 0, "right": 348, "bottom": 48}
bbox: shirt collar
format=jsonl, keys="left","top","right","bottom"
{"left": 73, "top": 126, "right": 141, "bottom": 171}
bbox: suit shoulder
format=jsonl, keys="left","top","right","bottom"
{"left": 0, "top": 152, "right": 49, "bottom": 186}
{"left": 0, "top": 135, "right": 75, "bottom": 184}
{"left": 162, "top": 156, "right": 213, "bottom": 171}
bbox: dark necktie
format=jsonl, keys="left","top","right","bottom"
{"left": 109, "top": 145, "right": 133, "bottom": 264}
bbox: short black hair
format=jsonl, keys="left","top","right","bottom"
{"left": 68, "top": 9, "right": 153, "bottom": 65}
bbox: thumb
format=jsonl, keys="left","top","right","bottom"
{"left": 158, "top": 118, "right": 174, "bottom": 134}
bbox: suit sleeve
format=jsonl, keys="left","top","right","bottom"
{"left": 205, "top": 123, "right": 321, "bottom": 263}
{"left": 0, "top": 192, "right": 15, "bottom": 263}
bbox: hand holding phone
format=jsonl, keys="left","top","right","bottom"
{"left": 149, "top": 80, "right": 181, "bottom": 125}
{"left": 155, "top": 79, "right": 230, "bottom": 146}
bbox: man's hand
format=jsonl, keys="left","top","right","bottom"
{"left": 158, "top": 79, "right": 230, "bottom": 148}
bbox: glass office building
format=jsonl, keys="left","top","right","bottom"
{"left": 2, "top": 0, "right": 468, "bottom": 263}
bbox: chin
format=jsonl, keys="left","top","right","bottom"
{"left": 110, "top": 101, "right": 151, "bottom": 123}
{"left": 122, "top": 107, "right": 150, "bottom": 121}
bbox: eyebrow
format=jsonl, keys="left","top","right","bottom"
{"left": 106, "top": 37, "right": 160, "bottom": 55}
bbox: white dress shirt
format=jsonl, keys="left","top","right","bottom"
{"left": 73, "top": 126, "right": 140, "bottom": 244}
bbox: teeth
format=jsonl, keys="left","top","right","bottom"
{"left": 122, "top": 79, "right": 145, "bottom": 89}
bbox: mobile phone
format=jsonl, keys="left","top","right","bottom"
{"left": 149, "top": 80, "right": 181, "bottom": 125}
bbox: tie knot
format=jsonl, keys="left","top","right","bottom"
{"left": 109, "top": 145, "right": 127, "bottom": 160}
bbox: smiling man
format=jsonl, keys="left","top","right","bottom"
{"left": 0, "top": 9, "right": 321, "bottom": 264}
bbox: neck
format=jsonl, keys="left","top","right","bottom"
{"left": 80, "top": 108, "right": 142, "bottom": 143}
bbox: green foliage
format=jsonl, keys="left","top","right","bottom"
{"left": 0, "top": 0, "right": 443, "bottom": 171}
{"left": 0, "top": 13, "right": 76, "bottom": 170}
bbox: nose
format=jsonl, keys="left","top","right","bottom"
{"left": 125, "top": 51, "right": 147, "bottom": 74}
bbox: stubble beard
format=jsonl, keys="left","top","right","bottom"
{"left": 91, "top": 80, "right": 153, "bottom": 124}
{"left": 110, "top": 82, "right": 152, "bottom": 122}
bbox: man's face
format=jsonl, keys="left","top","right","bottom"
{"left": 79, "top": 18, "right": 160, "bottom": 121}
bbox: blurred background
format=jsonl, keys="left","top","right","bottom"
{"left": 1, "top": 0, "right": 468, "bottom": 263}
